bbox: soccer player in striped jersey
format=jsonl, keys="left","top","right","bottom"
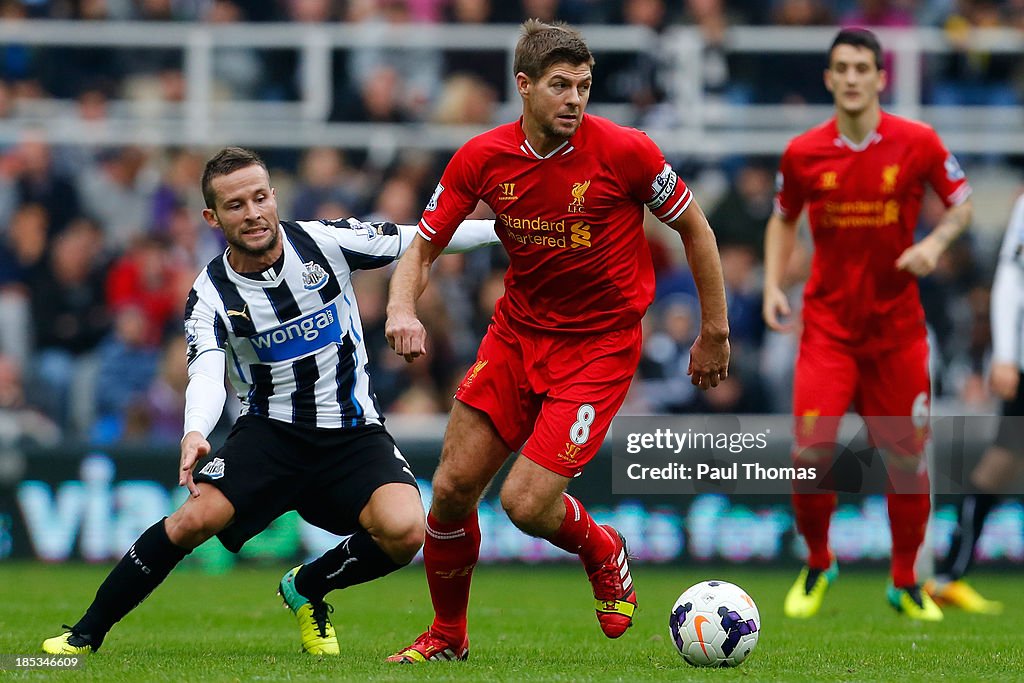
{"left": 42, "top": 147, "right": 499, "bottom": 656}
{"left": 926, "top": 193, "right": 1024, "bottom": 615}
{"left": 386, "top": 21, "right": 730, "bottom": 663}
{"left": 764, "top": 28, "right": 973, "bottom": 622}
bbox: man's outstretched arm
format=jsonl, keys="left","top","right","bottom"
{"left": 385, "top": 234, "right": 445, "bottom": 363}
{"left": 437, "top": 219, "right": 500, "bottom": 253}
{"left": 762, "top": 212, "right": 800, "bottom": 332}
{"left": 666, "top": 200, "right": 730, "bottom": 390}
{"left": 180, "top": 349, "right": 226, "bottom": 497}
{"left": 896, "top": 199, "right": 973, "bottom": 277}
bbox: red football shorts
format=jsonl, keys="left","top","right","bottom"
{"left": 455, "top": 320, "right": 642, "bottom": 478}
{"left": 792, "top": 332, "right": 931, "bottom": 456}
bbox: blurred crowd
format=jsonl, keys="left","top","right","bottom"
{"left": 0, "top": 1, "right": 1022, "bottom": 121}
{"left": 0, "top": 138, "right": 1011, "bottom": 447}
{"left": 0, "top": 0, "right": 1019, "bottom": 446}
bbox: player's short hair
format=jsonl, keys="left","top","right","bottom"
{"left": 513, "top": 19, "right": 594, "bottom": 80}
{"left": 201, "top": 146, "right": 268, "bottom": 209}
{"left": 829, "top": 28, "right": 883, "bottom": 70}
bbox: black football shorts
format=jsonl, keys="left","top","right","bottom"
{"left": 193, "top": 414, "right": 419, "bottom": 552}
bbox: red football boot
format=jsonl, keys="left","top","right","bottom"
{"left": 386, "top": 629, "right": 469, "bottom": 663}
{"left": 588, "top": 525, "right": 637, "bottom": 638}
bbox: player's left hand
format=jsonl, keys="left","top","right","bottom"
{"left": 179, "top": 431, "right": 210, "bottom": 498}
{"left": 895, "top": 237, "right": 943, "bottom": 277}
{"left": 385, "top": 309, "right": 428, "bottom": 363}
{"left": 687, "top": 332, "right": 730, "bottom": 390}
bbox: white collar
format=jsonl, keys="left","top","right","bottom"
{"left": 834, "top": 130, "right": 882, "bottom": 152}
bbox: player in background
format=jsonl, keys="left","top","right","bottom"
{"left": 42, "top": 147, "right": 500, "bottom": 656}
{"left": 385, "top": 20, "right": 730, "bottom": 662}
{"left": 763, "top": 28, "right": 973, "bottom": 621}
{"left": 925, "top": 193, "right": 1024, "bottom": 615}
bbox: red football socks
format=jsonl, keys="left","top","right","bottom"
{"left": 792, "top": 492, "right": 837, "bottom": 570}
{"left": 888, "top": 492, "right": 930, "bottom": 588}
{"left": 549, "top": 493, "right": 615, "bottom": 571}
{"left": 886, "top": 459, "right": 930, "bottom": 588}
{"left": 423, "top": 511, "right": 480, "bottom": 645}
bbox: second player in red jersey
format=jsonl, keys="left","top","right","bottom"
{"left": 774, "top": 110, "right": 970, "bottom": 349}
{"left": 764, "top": 28, "right": 973, "bottom": 623}
{"left": 386, "top": 20, "right": 730, "bottom": 662}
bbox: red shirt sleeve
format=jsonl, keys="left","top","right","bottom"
{"left": 921, "top": 127, "right": 971, "bottom": 208}
{"left": 417, "top": 142, "right": 482, "bottom": 249}
{"left": 620, "top": 130, "right": 692, "bottom": 224}
{"left": 773, "top": 142, "right": 804, "bottom": 220}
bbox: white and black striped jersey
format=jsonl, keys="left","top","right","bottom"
{"left": 183, "top": 217, "right": 496, "bottom": 429}
{"left": 992, "top": 195, "right": 1024, "bottom": 370}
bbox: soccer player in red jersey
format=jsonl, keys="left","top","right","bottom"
{"left": 763, "top": 28, "right": 973, "bottom": 621}
{"left": 385, "top": 20, "right": 730, "bottom": 661}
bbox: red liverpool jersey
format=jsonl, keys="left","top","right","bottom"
{"left": 775, "top": 111, "right": 971, "bottom": 348}
{"left": 419, "top": 114, "right": 693, "bottom": 333}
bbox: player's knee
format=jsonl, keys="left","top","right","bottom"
{"left": 431, "top": 471, "right": 483, "bottom": 518}
{"left": 884, "top": 450, "right": 923, "bottom": 471}
{"left": 165, "top": 506, "right": 224, "bottom": 549}
{"left": 499, "top": 485, "right": 546, "bottom": 534}
{"left": 376, "top": 514, "right": 424, "bottom": 565}
{"left": 968, "top": 447, "right": 1017, "bottom": 492}
{"left": 793, "top": 447, "right": 832, "bottom": 465}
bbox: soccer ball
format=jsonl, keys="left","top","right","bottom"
{"left": 668, "top": 580, "right": 760, "bottom": 667}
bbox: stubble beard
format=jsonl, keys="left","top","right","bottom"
{"left": 542, "top": 116, "right": 578, "bottom": 141}
{"left": 230, "top": 224, "right": 280, "bottom": 258}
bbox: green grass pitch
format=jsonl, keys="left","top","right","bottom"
{"left": 2, "top": 562, "right": 1022, "bottom": 681}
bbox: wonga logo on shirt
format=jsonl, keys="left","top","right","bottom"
{"left": 249, "top": 303, "right": 342, "bottom": 362}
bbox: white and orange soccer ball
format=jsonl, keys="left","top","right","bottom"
{"left": 668, "top": 580, "right": 760, "bottom": 667}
